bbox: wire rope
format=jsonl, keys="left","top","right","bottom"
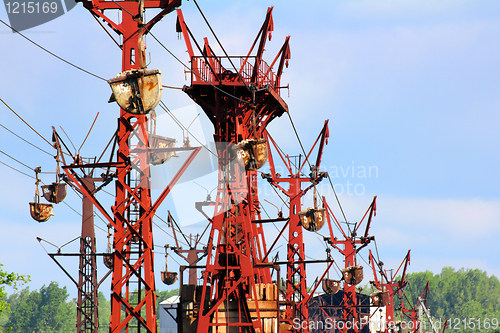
{"left": 1, "top": 98, "right": 55, "bottom": 149}
{"left": 0, "top": 160, "right": 35, "bottom": 179}
{"left": 0, "top": 149, "right": 34, "bottom": 170}
{"left": 148, "top": 31, "right": 250, "bottom": 104}
{"left": 158, "top": 101, "right": 217, "bottom": 157}
{"left": 192, "top": 0, "right": 250, "bottom": 92}
{"left": 0, "top": 19, "right": 107, "bottom": 81}
{"left": 0, "top": 123, "right": 53, "bottom": 156}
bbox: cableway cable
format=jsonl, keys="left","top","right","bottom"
{"left": 1, "top": 97, "right": 54, "bottom": 149}
{"left": 0, "top": 19, "right": 107, "bottom": 82}
{"left": 0, "top": 160, "right": 35, "bottom": 179}
{"left": 326, "top": 172, "right": 349, "bottom": 230}
{"left": 159, "top": 101, "right": 217, "bottom": 157}
{"left": 286, "top": 112, "right": 311, "bottom": 170}
{"left": 0, "top": 123, "right": 53, "bottom": 156}
{"left": 148, "top": 31, "right": 250, "bottom": 105}
{"left": 0, "top": 149, "right": 36, "bottom": 171}
{"left": 192, "top": 0, "right": 250, "bottom": 92}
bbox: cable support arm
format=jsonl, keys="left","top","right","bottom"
{"left": 325, "top": 200, "right": 348, "bottom": 239}
{"left": 354, "top": 195, "right": 377, "bottom": 237}
{"left": 262, "top": 36, "right": 290, "bottom": 88}
{"left": 264, "top": 130, "right": 293, "bottom": 175}
{"left": 392, "top": 249, "right": 411, "bottom": 287}
{"left": 369, "top": 249, "right": 381, "bottom": 288}
{"left": 251, "top": 7, "right": 274, "bottom": 84}
{"left": 175, "top": 10, "right": 218, "bottom": 80}
{"left": 143, "top": 0, "right": 180, "bottom": 35}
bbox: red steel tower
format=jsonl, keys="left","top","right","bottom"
{"left": 369, "top": 249, "right": 410, "bottom": 332}
{"left": 323, "top": 197, "right": 376, "bottom": 333}
{"left": 176, "top": 7, "right": 292, "bottom": 333}
{"left": 62, "top": 0, "right": 203, "bottom": 332}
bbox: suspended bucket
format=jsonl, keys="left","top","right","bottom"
{"left": 371, "top": 291, "right": 390, "bottom": 306}
{"left": 103, "top": 227, "right": 113, "bottom": 269}
{"left": 298, "top": 207, "right": 326, "bottom": 232}
{"left": 322, "top": 279, "right": 341, "bottom": 295}
{"left": 108, "top": 69, "right": 162, "bottom": 115}
{"left": 341, "top": 265, "right": 364, "bottom": 285}
{"left": 41, "top": 182, "right": 67, "bottom": 204}
{"left": 29, "top": 202, "right": 54, "bottom": 223}
{"left": 233, "top": 139, "right": 268, "bottom": 170}
{"left": 103, "top": 253, "right": 113, "bottom": 269}
{"left": 161, "top": 246, "right": 177, "bottom": 285}
{"left": 149, "top": 134, "right": 178, "bottom": 165}
{"left": 161, "top": 271, "right": 178, "bottom": 285}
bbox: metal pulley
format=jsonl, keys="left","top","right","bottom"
{"left": 161, "top": 246, "right": 178, "bottom": 285}
{"left": 341, "top": 265, "right": 364, "bottom": 285}
{"left": 298, "top": 207, "right": 325, "bottom": 232}
{"left": 233, "top": 138, "right": 268, "bottom": 170}
{"left": 322, "top": 278, "right": 341, "bottom": 295}
{"left": 371, "top": 290, "right": 390, "bottom": 306}
{"left": 29, "top": 167, "right": 54, "bottom": 223}
{"left": 107, "top": 69, "right": 162, "bottom": 115}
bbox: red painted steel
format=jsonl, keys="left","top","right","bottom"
{"left": 323, "top": 197, "right": 376, "bottom": 333}
{"left": 177, "top": 7, "right": 293, "bottom": 333}
{"left": 369, "top": 249, "right": 410, "bottom": 330}
{"left": 264, "top": 123, "right": 330, "bottom": 332}
{"left": 69, "top": 0, "right": 181, "bottom": 331}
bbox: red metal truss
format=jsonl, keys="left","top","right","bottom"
{"left": 399, "top": 281, "right": 430, "bottom": 333}
{"left": 369, "top": 249, "right": 410, "bottom": 330}
{"left": 177, "top": 7, "right": 293, "bottom": 333}
{"left": 322, "top": 197, "right": 376, "bottom": 333}
{"left": 68, "top": 0, "right": 183, "bottom": 331}
{"left": 262, "top": 122, "right": 329, "bottom": 332}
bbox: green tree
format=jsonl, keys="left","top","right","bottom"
{"left": 6, "top": 282, "right": 75, "bottom": 333}
{"left": 402, "top": 267, "right": 500, "bottom": 333}
{"left": 97, "top": 291, "right": 110, "bottom": 332}
{"left": 0, "top": 264, "right": 29, "bottom": 332}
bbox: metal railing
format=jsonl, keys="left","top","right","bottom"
{"left": 190, "top": 56, "right": 277, "bottom": 91}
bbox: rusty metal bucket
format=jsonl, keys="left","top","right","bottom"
{"left": 29, "top": 202, "right": 54, "bottom": 223}
{"left": 161, "top": 271, "right": 178, "bottom": 285}
{"left": 233, "top": 139, "right": 268, "bottom": 170}
{"left": 103, "top": 252, "right": 113, "bottom": 269}
{"left": 149, "top": 134, "right": 178, "bottom": 165}
{"left": 41, "top": 182, "right": 67, "bottom": 204}
{"left": 322, "top": 279, "right": 341, "bottom": 294}
{"left": 108, "top": 69, "right": 162, "bottom": 115}
{"left": 341, "top": 265, "right": 364, "bottom": 285}
{"left": 371, "top": 290, "right": 390, "bottom": 306}
{"left": 298, "top": 207, "right": 326, "bottom": 232}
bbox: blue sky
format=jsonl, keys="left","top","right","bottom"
{"left": 1, "top": 0, "right": 499, "bottom": 299}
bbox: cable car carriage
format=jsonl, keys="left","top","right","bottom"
{"left": 322, "top": 278, "right": 341, "bottom": 295}
{"left": 29, "top": 167, "right": 55, "bottom": 223}
{"left": 232, "top": 138, "right": 268, "bottom": 170}
{"left": 341, "top": 265, "right": 364, "bottom": 286}
{"left": 161, "top": 246, "right": 178, "bottom": 285}
{"left": 149, "top": 134, "right": 178, "bottom": 165}
{"left": 108, "top": 69, "right": 162, "bottom": 115}
{"left": 103, "top": 226, "right": 113, "bottom": 269}
{"left": 298, "top": 207, "right": 326, "bottom": 232}
{"left": 41, "top": 182, "right": 66, "bottom": 204}
{"left": 371, "top": 290, "right": 390, "bottom": 306}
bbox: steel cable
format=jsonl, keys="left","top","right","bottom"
{"left": 0, "top": 19, "right": 107, "bottom": 81}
